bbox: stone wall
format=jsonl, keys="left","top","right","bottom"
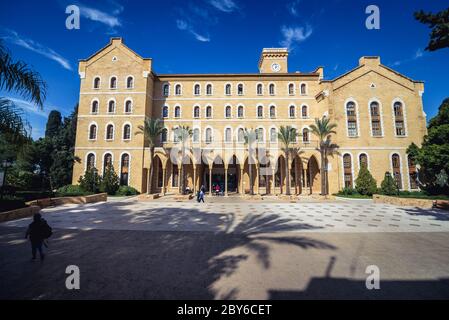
{"left": 373, "top": 194, "right": 435, "bottom": 209}
{"left": 0, "top": 206, "right": 41, "bottom": 223}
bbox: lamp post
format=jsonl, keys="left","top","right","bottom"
{"left": 0, "top": 160, "right": 12, "bottom": 200}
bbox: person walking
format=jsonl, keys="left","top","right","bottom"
{"left": 25, "top": 213, "right": 52, "bottom": 261}
{"left": 199, "top": 189, "right": 205, "bottom": 203}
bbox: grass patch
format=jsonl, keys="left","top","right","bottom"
{"left": 334, "top": 193, "right": 372, "bottom": 199}
{"left": 393, "top": 191, "right": 449, "bottom": 200}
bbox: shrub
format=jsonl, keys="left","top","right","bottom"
{"left": 56, "top": 185, "right": 90, "bottom": 197}
{"left": 380, "top": 172, "right": 399, "bottom": 196}
{"left": 78, "top": 168, "right": 101, "bottom": 193}
{"left": 340, "top": 187, "right": 357, "bottom": 195}
{"left": 116, "top": 186, "right": 139, "bottom": 196}
{"left": 100, "top": 164, "right": 120, "bottom": 195}
{"left": 355, "top": 166, "right": 377, "bottom": 196}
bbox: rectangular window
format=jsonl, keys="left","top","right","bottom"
{"left": 395, "top": 121, "right": 405, "bottom": 136}
{"left": 348, "top": 121, "right": 357, "bottom": 137}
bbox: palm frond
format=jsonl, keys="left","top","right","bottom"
{"left": 0, "top": 97, "right": 32, "bottom": 145}
{"left": 136, "top": 118, "right": 164, "bottom": 147}
{"left": 0, "top": 42, "right": 47, "bottom": 108}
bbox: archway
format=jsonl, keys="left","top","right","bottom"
{"left": 227, "top": 155, "right": 240, "bottom": 194}
{"left": 291, "top": 155, "right": 303, "bottom": 195}
{"left": 307, "top": 155, "right": 321, "bottom": 194}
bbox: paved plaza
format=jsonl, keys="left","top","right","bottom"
{"left": 1, "top": 197, "right": 449, "bottom": 299}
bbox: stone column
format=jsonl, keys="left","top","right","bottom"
{"left": 177, "top": 166, "right": 181, "bottom": 194}
{"left": 224, "top": 167, "right": 228, "bottom": 196}
{"left": 255, "top": 163, "right": 260, "bottom": 195}
{"left": 193, "top": 165, "right": 197, "bottom": 194}
{"left": 209, "top": 167, "right": 213, "bottom": 196}
{"left": 240, "top": 168, "right": 244, "bottom": 195}
{"left": 162, "top": 167, "right": 166, "bottom": 195}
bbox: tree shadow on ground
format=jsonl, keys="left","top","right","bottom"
{"left": 404, "top": 207, "right": 449, "bottom": 221}
{"left": 0, "top": 200, "right": 336, "bottom": 299}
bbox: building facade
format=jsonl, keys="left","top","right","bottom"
{"left": 72, "top": 38, "right": 427, "bottom": 195}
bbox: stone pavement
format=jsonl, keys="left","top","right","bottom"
{"left": 1, "top": 198, "right": 449, "bottom": 299}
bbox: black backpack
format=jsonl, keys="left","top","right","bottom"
{"left": 40, "top": 220, "right": 53, "bottom": 239}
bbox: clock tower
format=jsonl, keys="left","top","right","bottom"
{"left": 258, "top": 48, "right": 289, "bottom": 73}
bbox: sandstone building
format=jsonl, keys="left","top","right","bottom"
{"left": 72, "top": 38, "right": 427, "bottom": 195}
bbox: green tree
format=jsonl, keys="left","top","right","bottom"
{"left": 309, "top": 116, "right": 338, "bottom": 195}
{"left": 414, "top": 8, "right": 449, "bottom": 52}
{"left": 136, "top": 118, "right": 164, "bottom": 194}
{"left": 355, "top": 166, "right": 377, "bottom": 196}
{"left": 407, "top": 98, "right": 449, "bottom": 194}
{"left": 0, "top": 41, "right": 46, "bottom": 141}
{"left": 78, "top": 168, "right": 101, "bottom": 193}
{"left": 381, "top": 172, "right": 399, "bottom": 196}
{"left": 277, "top": 126, "right": 299, "bottom": 195}
{"left": 243, "top": 128, "right": 257, "bottom": 195}
{"left": 45, "top": 110, "right": 62, "bottom": 138}
{"left": 174, "top": 125, "right": 193, "bottom": 194}
{"left": 100, "top": 163, "right": 120, "bottom": 195}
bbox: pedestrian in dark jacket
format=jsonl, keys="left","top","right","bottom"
{"left": 25, "top": 213, "right": 52, "bottom": 261}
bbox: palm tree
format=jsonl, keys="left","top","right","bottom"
{"left": 309, "top": 116, "right": 338, "bottom": 196}
{"left": 136, "top": 118, "right": 164, "bottom": 194}
{"left": 243, "top": 128, "right": 257, "bottom": 195}
{"left": 278, "top": 126, "right": 299, "bottom": 195}
{"left": 0, "top": 41, "right": 47, "bottom": 141}
{"left": 173, "top": 125, "right": 193, "bottom": 194}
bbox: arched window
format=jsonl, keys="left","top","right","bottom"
{"left": 301, "top": 105, "right": 308, "bottom": 118}
{"left": 346, "top": 101, "right": 358, "bottom": 137}
{"left": 256, "top": 128, "right": 263, "bottom": 142}
{"left": 370, "top": 101, "right": 382, "bottom": 136}
{"left": 269, "top": 105, "right": 276, "bottom": 118}
{"left": 161, "top": 128, "right": 168, "bottom": 142}
{"left": 238, "top": 128, "right": 244, "bottom": 142}
{"left": 162, "top": 106, "right": 169, "bottom": 118}
{"left": 120, "top": 153, "right": 129, "bottom": 186}
{"left": 174, "top": 106, "right": 181, "bottom": 118}
{"left": 269, "top": 83, "right": 275, "bottom": 95}
{"left": 302, "top": 128, "right": 309, "bottom": 143}
{"left": 193, "top": 128, "right": 200, "bottom": 142}
{"left": 163, "top": 84, "right": 169, "bottom": 96}
{"left": 91, "top": 100, "right": 99, "bottom": 114}
{"left": 108, "top": 100, "right": 115, "bottom": 113}
{"left": 110, "top": 77, "right": 117, "bottom": 89}
{"left": 225, "top": 128, "right": 232, "bottom": 142}
{"left": 257, "top": 105, "right": 263, "bottom": 118}
{"left": 93, "top": 77, "right": 100, "bottom": 89}
{"left": 103, "top": 153, "right": 112, "bottom": 172}
{"left": 106, "top": 124, "right": 114, "bottom": 140}
{"left": 289, "top": 105, "right": 295, "bottom": 118}
{"left": 126, "top": 76, "right": 134, "bottom": 89}
{"left": 237, "top": 83, "right": 244, "bottom": 95}
{"left": 206, "top": 84, "right": 212, "bottom": 95}
{"left": 300, "top": 83, "right": 307, "bottom": 95}
{"left": 359, "top": 153, "right": 368, "bottom": 169}
{"left": 175, "top": 84, "right": 182, "bottom": 95}
{"left": 205, "top": 128, "right": 212, "bottom": 143}
{"left": 125, "top": 100, "right": 132, "bottom": 113}
{"left": 394, "top": 101, "right": 405, "bottom": 136}
{"left": 194, "top": 84, "right": 200, "bottom": 95}
{"left": 86, "top": 153, "right": 95, "bottom": 170}
{"left": 270, "top": 128, "right": 277, "bottom": 142}
{"left": 225, "top": 106, "right": 231, "bottom": 118}
{"left": 193, "top": 106, "right": 200, "bottom": 118}
{"left": 408, "top": 155, "right": 418, "bottom": 189}
{"left": 123, "top": 124, "right": 131, "bottom": 140}
{"left": 173, "top": 127, "right": 180, "bottom": 143}
{"left": 343, "top": 154, "right": 353, "bottom": 188}
{"left": 206, "top": 106, "right": 212, "bottom": 118}
{"left": 89, "top": 124, "right": 97, "bottom": 140}
{"left": 392, "top": 153, "right": 402, "bottom": 189}
{"left": 237, "top": 106, "right": 244, "bottom": 118}
{"left": 288, "top": 83, "right": 294, "bottom": 95}
{"left": 257, "top": 84, "right": 263, "bottom": 95}
{"left": 225, "top": 84, "right": 231, "bottom": 95}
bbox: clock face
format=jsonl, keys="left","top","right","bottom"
{"left": 271, "top": 63, "right": 281, "bottom": 72}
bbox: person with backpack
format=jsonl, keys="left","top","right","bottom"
{"left": 25, "top": 213, "right": 52, "bottom": 261}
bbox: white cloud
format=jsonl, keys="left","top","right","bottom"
{"left": 208, "top": 0, "right": 238, "bottom": 13}
{"left": 279, "top": 25, "right": 313, "bottom": 50}
{"left": 79, "top": 5, "right": 122, "bottom": 28}
{"left": 287, "top": 0, "right": 301, "bottom": 16}
{"left": 1, "top": 29, "right": 72, "bottom": 70}
{"left": 391, "top": 48, "right": 425, "bottom": 66}
{"left": 176, "top": 19, "right": 210, "bottom": 42}
{"left": 7, "top": 98, "right": 50, "bottom": 118}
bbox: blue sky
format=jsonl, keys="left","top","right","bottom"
{"left": 0, "top": 0, "right": 448, "bottom": 139}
